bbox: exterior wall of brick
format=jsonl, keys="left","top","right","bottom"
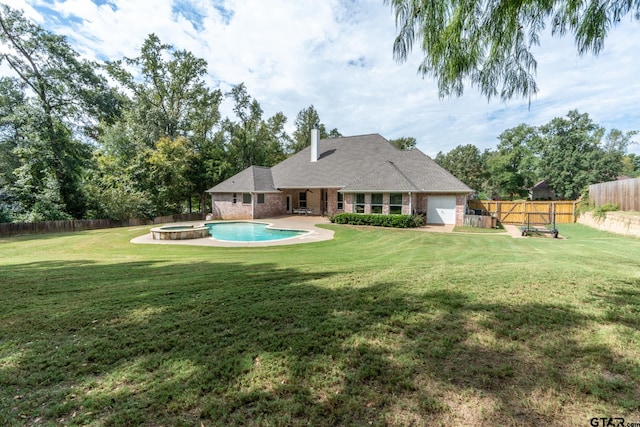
{"left": 325, "top": 189, "right": 344, "bottom": 216}
{"left": 326, "top": 189, "right": 336, "bottom": 215}
{"left": 401, "top": 193, "right": 409, "bottom": 215}
{"left": 210, "top": 190, "right": 469, "bottom": 224}
{"left": 210, "top": 192, "right": 287, "bottom": 220}
{"left": 343, "top": 193, "right": 353, "bottom": 213}
{"left": 456, "top": 194, "right": 467, "bottom": 226}
{"left": 210, "top": 193, "right": 253, "bottom": 219}
{"left": 254, "top": 193, "right": 286, "bottom": 218}
{"left": 364, "top": 193, "right": 371, "bottom": 214}
{"left": 414, "top": 194, "right": 428, "bottom": 215}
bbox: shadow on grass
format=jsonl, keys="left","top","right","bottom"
{"left": 1, "top": 261, "right": 639, "bottom": 426}
{"left": 591, "top": 279, "right": 640, "bottom": 330}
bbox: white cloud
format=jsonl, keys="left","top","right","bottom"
{"left": 4, "top": 0, "right": 640, "bottom": 156}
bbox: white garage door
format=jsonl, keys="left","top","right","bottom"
{"left": 427, "top": 196, "right": 457, "bottom": 224}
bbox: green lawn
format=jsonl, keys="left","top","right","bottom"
{"left": 1, "top": 224, "right": 639, "bottom": 426}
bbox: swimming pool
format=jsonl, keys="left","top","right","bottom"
{"left": 206, "top": 222, "right": 308, "bottom": 242}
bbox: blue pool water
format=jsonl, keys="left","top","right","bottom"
{"left": 206, "top": 222, "right": 307, "bottom": 242}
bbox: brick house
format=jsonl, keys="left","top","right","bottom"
{"left": 206, "top": 129, "right": 473, "bottom": 225}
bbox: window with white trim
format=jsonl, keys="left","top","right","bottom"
{"left": 337, "top": 192, "right": 344, "bottom": 210}
{"left": 371, "top": 193, "right": 383, "bottom": 214}
{"left": 354, "top": 193, "right": 365, "bottom": 213}
{"left": 389, "top": 193, "right": 403, "bottom": 214}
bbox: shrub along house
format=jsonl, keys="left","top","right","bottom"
{"left": 206, "top": 128, "right": 473, "bottom": 225}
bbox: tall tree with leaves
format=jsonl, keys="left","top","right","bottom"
{"left": 622, "top": 153, "right": 640, "bottom": 177}
{"left": 435, "top": 144, "right": 489, "bottom": 193}
{"left": 536, "top": 110, "right": 626, "bottom": 199}
{"left": 104, "top": 33, "right": 223, "bottom": 215}
{"left": 222, "top": 84, "right": 286, "bottom": 172}
{"left": 488, "top": 124, "right": 540, "bottom": 199}
{"left": 289, "top": 105, "right": 340, "bottom": 154}
{"left": 385, "top": 0, "right": 639, "bottom": 101}
{"left": 600, "top": 129, "right": 638, "bottom": 179}
{"left": 0, "top": 77, "right": 26, "bottom": 221}
{"left": 0, "top": 4, "right": 120, "bottom": 219}
{"left": 107, "top": 33, "right": 220, "bottom": 147}
{"left": 146, "top": 136, "right": 196, "bottom": 215}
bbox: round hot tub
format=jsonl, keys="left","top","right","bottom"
{"left": 151, "top": 224, "right": 210, "bottom": 240}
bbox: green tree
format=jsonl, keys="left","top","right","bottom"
{"left": 146, "top": 136, "right": 195, "bottom": 215}
{"left": 601, "top": 129, "right": 638, "bottom": 179}
{"left": 622, "top": 153, "right": 640, "bottom": 177}
{"left": 84, "top": 151, "right": 153, "bottom": 220}
{"left": 84, "top": 121, "right": 156, "bottom": 220}
{"left": 222, "top": 84, "right": 286, "bottom": 172}
{"left": 385, "top": 0, "right": 639, "bottom": 101}
{"left": 435, "top": 144, "right": 488, "bottom": 193}
{"left": 488, "top": 124, "right": 540, "bottom": 199}
{"left": 0, "top": 4, "right": 119, "bottom": 219}
{"left": 188, "top": 109, "right": 227, "bottom": 213}
{"left": 536, "top": 110, "right": 625, "bottom": 199}
{"left": 327, "top": 128, "right": 342, "bottom": 139}
{"left": 107, "top": 33, "right": 220, "bottom": 146}
{"left": 289, "top": 105, "right": 335, "bottom": 154}
{"left": 105, "top": 33, "right": 223, "bottom": 215}
{"left": 389, "top": 136, "right": 417, "bottom": 150}
{"left": 0, "top": 77, "right": 24, "bottom": 219}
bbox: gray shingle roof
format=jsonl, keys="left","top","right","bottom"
{"left": 207, "top": 134, "right": 472, "bottom": 194}
{"left": 271, "top": 134, "right": 395, "bottom": 188}
{"left": 207, "top": 166, "right": 277, "bottom": 193}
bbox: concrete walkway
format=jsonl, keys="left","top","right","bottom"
{"left": 502, "top": 224, "right": 526, "bottom": 238}
{"left": 419, "top": 224, "right": 455, "bottom": 233}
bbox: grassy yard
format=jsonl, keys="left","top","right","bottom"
{"left": 1, "top": 224, "right": 639, "bottom": 426}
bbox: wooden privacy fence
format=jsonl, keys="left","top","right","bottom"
{"left": 468, "top": 200, "right": 578, "bottom": 224}
{"left": 0, "top": 213, "right": 203, "bottom": 238}
{"left": 589, "top": 178, "right": 640, "bottom": 211}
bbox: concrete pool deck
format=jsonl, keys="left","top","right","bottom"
{"left": 130, "top": 216, "right": 336, "bottom": 247}
{"left": 130, "top": 216, "right": 457, "bottom": 247}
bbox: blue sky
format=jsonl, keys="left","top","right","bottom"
{"left": 4, "top": 0, "right": 640, "bottom": 156}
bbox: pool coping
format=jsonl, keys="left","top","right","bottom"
{"left": 130, "top": 216, "right": 335, "bottom": 247}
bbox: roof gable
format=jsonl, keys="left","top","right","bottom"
{"left": 206, "top": 166, "right": 276, "bottom": 193}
